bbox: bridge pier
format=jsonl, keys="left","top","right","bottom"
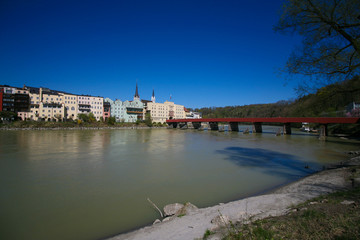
{"left": 168, "top": 122, "right": 178, "bottom": 128}
{"left": 229, "top": 122, "right": 239, "bottom": 132}
{"left": 209, "top": 122, "right": 219, "bottom": 131}
{"left": 319, "top": 124, "right": 328, "bottom": 139}
{"left": 179, "top": 122, "right": 188, "bottom": 129}
{"left": 283, "top": 123, "right": 292, "bottom": 135}
{"left": 252, "top": 122, "right": 262, "bottom": 133}
{"left": 192, "top": 122, "right": 202, "bottom": 129}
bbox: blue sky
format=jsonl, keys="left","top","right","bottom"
{"left": 0, "top": 0, "right": 301, "bottom": 109}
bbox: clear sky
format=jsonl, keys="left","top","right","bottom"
{"left": 0, "top": 0, "right": 301, "bottom": 109}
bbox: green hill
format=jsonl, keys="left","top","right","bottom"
{"left": 195, "top": 76, "right": 360, "bottom": 135}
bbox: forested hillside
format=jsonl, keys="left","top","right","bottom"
{"left": 195, "top": 76, "right": 360, "bottom": 119}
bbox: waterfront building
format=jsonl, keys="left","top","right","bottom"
{"left": 8, "top": 85, "right": 104, "bottom": 121}
{"left": 105, "top": 98, "right": 124, "bottom": 122}
{"left": 23, "top": 87, "right": 66, "bottom": 121}
{"left": 103, "top": 101, "right": 111, "bottom": 121}
{"left": 105, "top": 84, "right": 145, "bottom": 122}
{"left": 185, "top": 109, "right": 202, "bottom": 119}
{"left": 146, "top": 101, "right": 169, "bottom": 123}
{"left": 0, "top": 85, "right": 30, "bottom": 115}
{"left": 144, "top": 90, "right": 186, "bottom": 123}
{"left": 122, "top": 98, "right": 144, "bottom": 122}
{"left": 77, "top": 95, "right": 104, "bottom": 121}
{"left": 61, "top": 93, "right": 78, "bottom": 120}
{"left": 164, "top": 101, "right": 186, "bottom": 120}
{"left": 105, "top": 98, "right": 144, "bottom": 123}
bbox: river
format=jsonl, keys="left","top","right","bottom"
{"left": 0, "top": 127, "right": 358, "bottom": 240}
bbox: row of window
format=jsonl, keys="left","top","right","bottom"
{"left": 65, "top": 96, "right": 76, "bottom": 100}
{"left": 42, "top": 109, "right": 62, "bottom": 113}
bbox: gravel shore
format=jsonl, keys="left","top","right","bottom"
{"left": 107, "top": 157, "right": 360, "bottom": 240}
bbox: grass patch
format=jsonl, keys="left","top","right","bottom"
{"left": 203, "top": 229, "right": 215, "bottom": 239}
{"left": 222, "top": 186, "right": 360, "bottom": 240}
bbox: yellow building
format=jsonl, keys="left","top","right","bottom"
{"left": 19, "top": 87, "right": 102, "bottom": 121}
{"left": 145, "top": 100, "right": 185, "bottom": 124}
{"left": 25, "top": 87, "right": 65, "bottom": 121}
{"left": 78, "top": 95, "right": 104, "bottom": 121}
{"left": 61, "top": 93, "right": 78, "bottom": 120}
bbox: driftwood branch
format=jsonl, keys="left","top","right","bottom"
{"left": 147, "top": 198, "right": 164, "bottom": 218}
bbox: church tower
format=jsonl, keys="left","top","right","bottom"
{"left": 151, "top": 89, "right": 155, "bottom": 103}
{"left": 134, "top": 82, "right": 140, "bottom": 101}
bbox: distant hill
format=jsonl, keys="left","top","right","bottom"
{"left": 196, "top": 76, "right": 360, "bottom": 119}
{"left": 194, "top": 76, "right": 360, "bottom": 136}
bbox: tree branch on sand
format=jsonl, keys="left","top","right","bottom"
{"left": 147, "top": 198, "right": 164, "bottom": 218}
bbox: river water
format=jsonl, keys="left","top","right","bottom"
{"left": 0, "top": 127, "right": 358, "bottom": 240}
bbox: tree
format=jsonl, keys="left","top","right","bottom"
{"left": 144, "top": 112, "right": 153, "bottom": 127}
{"left": 275, "top": 0, "right": 360, "bottom": 95}
{"left": 0, "top": 111, "right": 17, "bottom": 122}
{"left": 78, "top": 113, "right": 89, "bottom": 122}
{"left": 108, "top": 116, "right": 116, "bottom": 125}
{"left": 88, "top": 112, "right": 96, "bottom": 122}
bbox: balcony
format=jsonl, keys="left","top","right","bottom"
{"left": 126, "top": 107, "right": 143, "bottom": 114}
{"left": 43, "top": 102, "right": 62, "bottom": 108}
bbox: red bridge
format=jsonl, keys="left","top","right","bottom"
{"left": 166, "top": 117, "right": 360, "bottom": 136}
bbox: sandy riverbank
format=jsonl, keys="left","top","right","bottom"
{"left": 106, "top": 156, "right": 360, "bottom": 240}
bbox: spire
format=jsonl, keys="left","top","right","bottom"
{"left": 134, "top": 82, "right": 140, "bottom": 100}
{"left": 151, "top": 88, "right": 155, "bottom": 103}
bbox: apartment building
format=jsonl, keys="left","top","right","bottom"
{"left": 103, "top": 101, "right": 111, "bottom": 121}
{"left": 0, "top": 86, "right": 30, "bottom": 116}
{"left": 13, "top": 86, "right": 104, "bottom": 121}
{"left": 23, "top": 87, "right": 66, "bottom": 121}
{"left": 144, "top": 90, "right": 186, "bottom": 123}
{"left": 105, "top": 98, "right": 144, "bottom": 122}
{"left": 61, "top": 93, "right": 78, "bottom": 120}
{"left": 77, "top": 95, "right": 104, "bottom": 121}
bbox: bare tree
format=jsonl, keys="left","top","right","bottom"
{"left": 275, "top": 0, "right": 360, "bottom": 95}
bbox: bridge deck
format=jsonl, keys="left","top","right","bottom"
{"left": 166, "top": 117, "right": 360, "bottom": 124}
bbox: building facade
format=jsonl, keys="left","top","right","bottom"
{"left": 0, "top": 85, "right": 30, "bottom": 114}
{"left": 77, "top": 95, "right": 104, "bottom": 121}
{"left": 103, "top": 101, "right": 111, "bottom": 120}
{"left": 144, "top": 90, "right": 186, "bottom": 123}
{"left": 105, "top": 84, "right": 146, "bottom": 123}
{"left": 23, "top": 87, "right": 66, "bottom": 121}
{"left": 13, "top": 86, "right": 104, "bottom": 121}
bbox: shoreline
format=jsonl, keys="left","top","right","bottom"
{"left": 105, "top": 155, "right": 360, "bottom": 240}
{"left": 0, "top": 126, "right": 166, "bottom": 131}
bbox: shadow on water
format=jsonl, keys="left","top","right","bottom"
{"left": 217, "top": 147, "right": 319, "bottom": 179}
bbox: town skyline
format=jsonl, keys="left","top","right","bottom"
{"left": 1, "top": 0, "right": 301, "bottom": 108}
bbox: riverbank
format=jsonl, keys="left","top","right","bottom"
{"left": 0, "top": 120, "right": 167, "bottom": 130}
{"left": 0, "top": 122, "right": 167, "bottom": 130}
{"left": 106, "top": 155, "right": 360, "bottom": 240}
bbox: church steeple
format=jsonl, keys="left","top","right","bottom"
{"left": 151, "top": 89, "right": 155, "bottom": 103}
{"left": 134, "top": 82, "right": 140, "bottom": 100}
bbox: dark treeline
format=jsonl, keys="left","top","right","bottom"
{"left": 195, "top": 76, "right": 360, "bottom": 119}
